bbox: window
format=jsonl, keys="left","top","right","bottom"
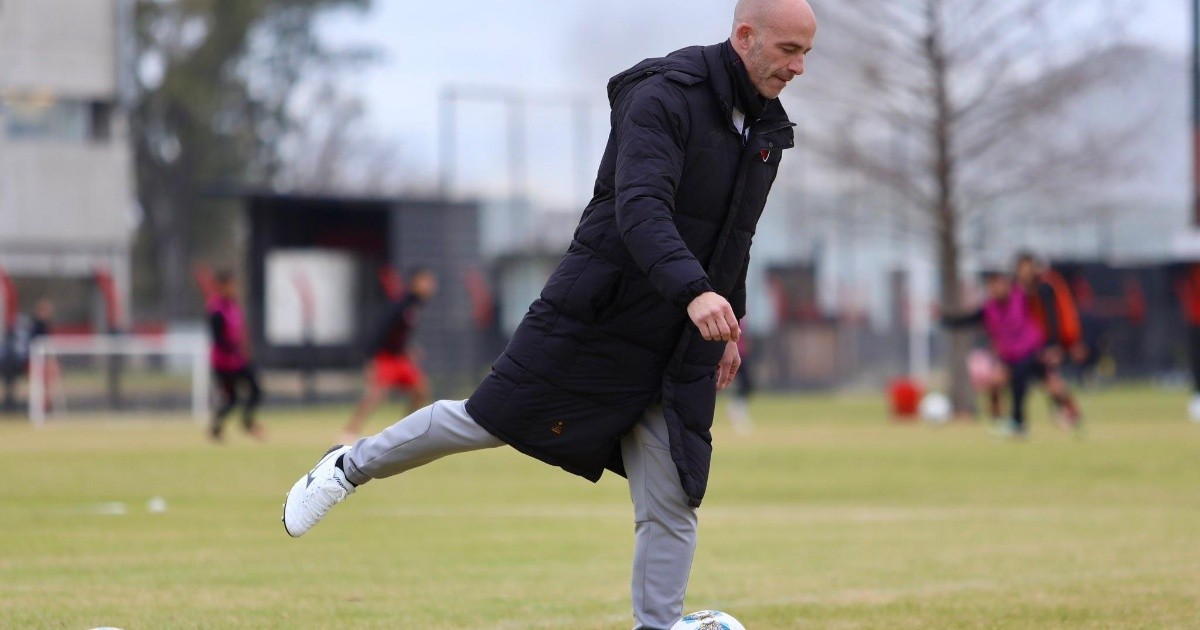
{"left": 1, "top": 96, "right": 110, "bottom": 142}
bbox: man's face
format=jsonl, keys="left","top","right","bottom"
{"left": 743, "top": 30, "right": 811, "bottom": 99}
{"left": 733, "top": 4, "right": 816, "bottom": 99}
{"left": 1015, "top": 261, "right": 1036, "bottom": 286}
{"left": 409, "top": 273, "right": 438, "bottom": 300}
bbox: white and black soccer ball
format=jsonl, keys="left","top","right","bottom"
{"left": 671, "top": 610, "right": 746, "bottom": 630}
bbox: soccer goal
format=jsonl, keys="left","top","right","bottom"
{"left": 28, "top": 333, "right": 210, "bottom": 427}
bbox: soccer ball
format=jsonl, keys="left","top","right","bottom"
{"left": 919, "top": 392, "right": 952, "bottom": 423}
{"left": 1188, "top": 394, "right": 1200, "bottom": 423}
{"left": 671, "top": 610, "right": 746, "bottom": 630}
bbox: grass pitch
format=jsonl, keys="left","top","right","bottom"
{"left": 1, "top": 386, "right": 1198, "bottom": 629}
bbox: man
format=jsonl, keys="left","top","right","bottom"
{"left": 1014, "top": 252, "right": 1082, "bottom": 429}
{"left": 30, "top": 298, "right": 53, "bottom": 342}
{"left": 725, "top": 319, "right": 755, "bottom": 434}
{"left": 1174, "top": 263, "right": 1200, "bottom": 421}
{"left": 207, "top": 270, "right": 264, "bottom": 442}
{"left": 21, "top": 299, "right": 61, "bottom": 414}
{"left": 283, "top": 1, "right": 815, "bottom": 627}
{"left": 30, "top": 299, "right": 57, "bottom": 379}
{"left": 340, "top": 268, "right": 436, "bottom": 443}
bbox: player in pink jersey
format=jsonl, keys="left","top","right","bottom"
{"left": 207, "top": 270, "right": 264, "bottom": 442}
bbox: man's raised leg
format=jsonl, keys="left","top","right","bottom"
{"left": 621, "top": 410, "right": 698, "bottom": 630}
{"left": 342, "top": 399, "right": 503, "bottom": 485}
{"left": 283, "top": 399, "right": 502, "bottom": 537}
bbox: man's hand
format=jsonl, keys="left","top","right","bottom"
{"left": 1041, "top": 345, "right": 1064, "bottom": 367}
{"left": 687, "top": 292, "right": 740, "bottom": 342}
{"left": 716, "top": 340, "right": 741, "bottom": 390}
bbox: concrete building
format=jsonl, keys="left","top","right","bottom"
{"left": 0, "top": 0, "right": 136, "bottom": 325}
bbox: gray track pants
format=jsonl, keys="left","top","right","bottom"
{"left": 342, "top": 399, "right": 698, "bottom": 630}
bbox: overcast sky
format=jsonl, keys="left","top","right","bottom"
{"left": 319, "top": 1, "right": 1187, "bottom": 208}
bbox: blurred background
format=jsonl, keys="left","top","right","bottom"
{"left": 0, "top": 0, "right": 1192, "bottom": 416}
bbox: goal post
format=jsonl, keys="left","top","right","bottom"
{"left": 28, "top": 333, "right": 210, "bottom": 427}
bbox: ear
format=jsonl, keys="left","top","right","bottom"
{"left": 732, "top": 23, "right": 754, "bottom": 52}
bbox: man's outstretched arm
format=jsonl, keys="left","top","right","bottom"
{"left": 614, "top": 82, "right": 738, "bottom": 341}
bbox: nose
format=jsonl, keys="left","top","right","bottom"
{"left": 788, "top": 55, "right": 806, "bottom": 77}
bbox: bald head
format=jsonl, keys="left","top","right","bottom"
{"left": 730, "top": 0, "right": 817, "bottom": 99}
{"left": 734, "top": 0, "right": 816, "bottom": 31}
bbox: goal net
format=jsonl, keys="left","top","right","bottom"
{"left": 28, "top": 333, "right": 210, "bottom": 426}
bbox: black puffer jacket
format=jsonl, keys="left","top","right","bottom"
{"left": 468, "top": 41, "right": 794, "bottom": 507}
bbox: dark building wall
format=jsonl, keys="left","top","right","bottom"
{"left": 390, "top": 200, "right": 484, "bottom": 396}
{"left": 245, "top": 195, "right": 487, "bottom": 398}
{"left": 1054, "top": 262, "right": 1177, "bottom": 378}
{"left": 246, "top": 196, "right": 392, "bottom": 371}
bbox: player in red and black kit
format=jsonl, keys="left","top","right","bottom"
{"left": 341, "top": 268, "right": 437, "bottom": 443}
{"left": 1014, "top": 252, "right": 1082, "bottom": 430}
{"left": 1174, "top": 263, "right": 1200, "bottom": 421}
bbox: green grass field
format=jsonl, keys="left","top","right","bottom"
{"left": 2, "top": 387, "right": 1199, "bottom": 629}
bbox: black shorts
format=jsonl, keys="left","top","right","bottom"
{"left": 1004, "top": 354, "right": 1048, "bottom": 382}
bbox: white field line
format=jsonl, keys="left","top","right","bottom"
{"left": 362, "top": 503, "right": 1165, "bottom": 524}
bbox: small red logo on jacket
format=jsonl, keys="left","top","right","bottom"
{"left": 760, "top": 148, "right": 771, "bottom": 162}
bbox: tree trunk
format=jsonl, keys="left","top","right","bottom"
{"left": 155, "top": 188, "right": 193, "bottom": 321}
{"left": 926, "top": 0, "right": 973, "bottom": 414}
{"left": 140, "top": 163, "right": 193, "bottom": 321}
{"left": 936, "top": 214, "right": 973, "bottom": 415}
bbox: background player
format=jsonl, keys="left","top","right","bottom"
{"left": 340, "top": 267, "right": 437, "bottom": 443}
{"left": 943, "top": 272, "right": 1046, "bottom": 437}
{"left": 1014, "top": 252, "right": 1083, "bottom": 429}
{"left": 1175, "top": 263, "right": 1200, "bottom": 421}
{"left": 207, "top": 270, "right": 264, "bottom": 442}
{"left": 725, "top": 320, "right": 754, "bottom": 434}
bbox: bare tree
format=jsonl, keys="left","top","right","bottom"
{"left": 274, "top": 83, "right": 433, "bottom": 196}
{"left": 796, "top": 0, "right": 1139, "bottom": 411}
{"left": 130, "top": 0, "right": 371, "bottom": 319}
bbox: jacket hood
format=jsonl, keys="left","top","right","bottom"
{"left": 606, "top": 45, "right": 710, "bottom": 107}
{"left": 606, "top": 42, "right": 790, "bottom": 125}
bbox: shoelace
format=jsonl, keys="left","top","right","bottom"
{"left": 320, "top": 484, "right": 347, "bottom": 508}
{"left": 302, "top": 482, "right": 348, "bottom": 527}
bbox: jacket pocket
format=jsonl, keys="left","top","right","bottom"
{"left": 669, "top": 366, "right": 719, "bottom": 434}
{"left": 752, "top": 139, "right": 786, "bottom": 167}
{"left": 561, "top": 255, "right": 623, "bottom": 323}
{"left": 596, "top": 271, "right": 629, "bottom": 323}
{"left": 751, "top": 124, "right": 794, "bottom": 166}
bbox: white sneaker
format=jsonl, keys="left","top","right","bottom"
{"left": 989, "top": 419, "right": 1026, "bottom": 440}
{"left": 282, "top": 445, "right": 355, "bottom": 537}
{"left": 727, "top": 399, "right": 754, "bottom": 435}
